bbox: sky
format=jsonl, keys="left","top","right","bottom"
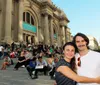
{"left": 52, "top": 0, "right": 100, "bottom": 42}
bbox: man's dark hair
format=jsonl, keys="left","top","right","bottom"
{"left": 73, "top": 33, "right": 89, "bottom": 46}
{"left": 38, "top": 56, "right": 42, "bottom": 59}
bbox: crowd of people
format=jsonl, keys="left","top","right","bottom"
{"left": 0, "top": 41, "right": 61, "bottom": 80}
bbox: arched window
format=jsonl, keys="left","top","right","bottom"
{"left": 23, "top": 12, "right": 34, "bottom": 25}
{"left": 26, "top": 12, "right": 30, "bottom": 23}
{"left": 23, "top": 12, "right": 25, "bottom": 21}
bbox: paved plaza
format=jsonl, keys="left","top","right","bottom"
{"left": 0, "top": 59, "right": 54, "bottom": 85}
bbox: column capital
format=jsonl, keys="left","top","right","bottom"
{"left": 41, "top": 9, "right": 53, "bottom": 17}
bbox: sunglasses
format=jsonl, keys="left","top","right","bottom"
{"left": 77, "top": 57, "right": 81, "bottom": 67}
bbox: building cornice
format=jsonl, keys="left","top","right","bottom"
{"left": 53, "top": 13, "right": 70, "bottom": 23}
{"left": 59, "top": 16, "right": 70, "bottom": 22}
{"left": 30, "top": 0, "right": 56, "bottom": 11}
{"left": 41, "top": 1, "right": 56, "bottom": 11}
{"left": 30, "top": 0, "right": 41, "bottom": 5}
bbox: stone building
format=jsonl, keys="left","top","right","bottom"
{"left": 87, "top": 36, "right": 99, "bottom": 50}
{"left": 0, "top": 0, "right": 71, "bottom": 46}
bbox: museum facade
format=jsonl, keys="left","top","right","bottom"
{"left": 0, "top": 0, "right": 71, "bottom": 46}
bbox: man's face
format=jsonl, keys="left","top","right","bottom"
{"left": 38, "top": 57, "right": 42, "bottom": 62}
{"left": 75, "top": 36, "right": 87, "bottom": 51}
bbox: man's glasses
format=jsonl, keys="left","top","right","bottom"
{"left": 77, "top": 57, "right": 81, "bottom": 67}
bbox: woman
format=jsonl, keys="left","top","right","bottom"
{"left": 55, "top": 42, "right": 100, "bottom": 85}
{"left": 1, "top": 56, "right": 11, "bottom": 70}
{"left": 14, "top": 49, "right": 26, "bottom": 70}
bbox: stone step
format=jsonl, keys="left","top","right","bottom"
{"left": 0, "top": 61, "right": 54, "bottom": 85}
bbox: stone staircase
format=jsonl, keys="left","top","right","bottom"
{"left": 0, "top": 58, "right": 54, "bottom": 85}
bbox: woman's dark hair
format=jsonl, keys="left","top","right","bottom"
{"left": 63, "top": 42, "right": 77, "bottom": 53}
{"left": 63, "top": 42, "right": 77, "bottom": 71}
{"left": 73, "top": 33, "right": 89, "bottom": 46}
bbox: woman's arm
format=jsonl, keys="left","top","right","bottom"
{"left": 57, "top": 66, "right": 100, "bottom": 83}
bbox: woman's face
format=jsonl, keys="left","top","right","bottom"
{"left": 63, "top": 45, "right": 75, "bottom": 60}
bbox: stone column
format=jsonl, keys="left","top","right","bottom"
{"left": 18, "top": 0, "right": 24, "bottom": 42}
{"left": 65, "top": 27, "right": 67, "bottom": 42}
{"left": 57, "top": 33, "right": 61, "bottom": 47}
{"left": 28, "top": 35, "right": 31, "bottom": 44}
{"left": 62, "top": 26, "right": 66, "bottom": 44}
{"left": 50, "top": 17, "right": 54, "bottom": 45}
{"left": 44, "top": 14, "right": 49, "bottom": 45}
{"left": 57, "top": 26, "right": 62, "bottom": 47}
{"left": 4, "top": 0, "right": 12, "bottom": 44}
{"left": 38, "top": 26, "right": 41, "bottom": 42}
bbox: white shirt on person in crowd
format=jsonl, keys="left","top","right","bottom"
{"left": 25, "top": 52, "right": 33, "bottom": 60}
{"left": 36, "top": 59, "right": 47, "bottom": 66}
{"left": 0, "top": 46, "right": 4, "bottom": 51}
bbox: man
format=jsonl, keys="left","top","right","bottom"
{"left": 73, "top": 33, "right": 100, "bottom": 85}
{"left": 32, "top": 55, "right": 48, "bottom": 79}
